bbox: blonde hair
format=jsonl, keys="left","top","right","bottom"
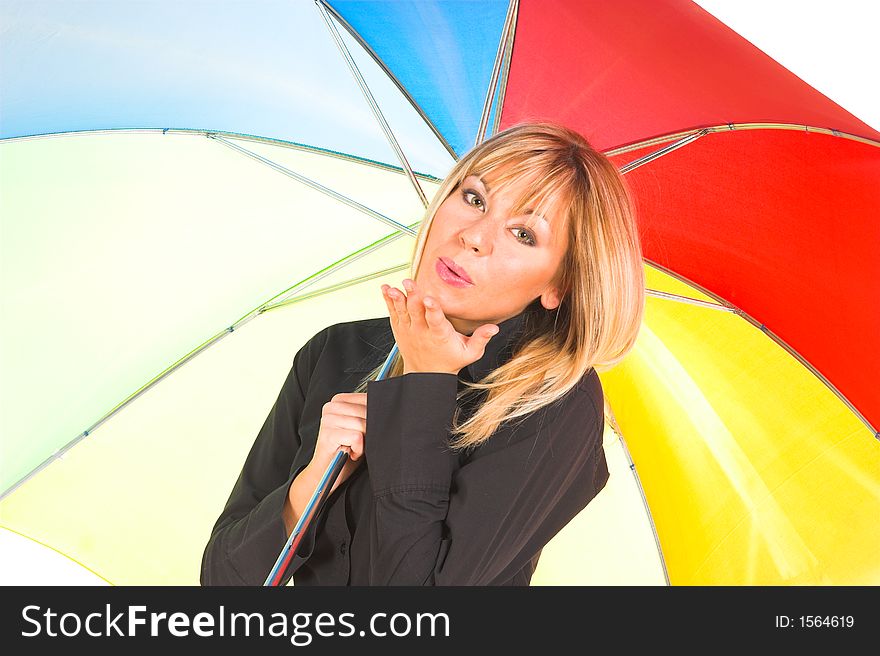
{"left": 355, "top": 121, "right": 644, "bottom": 451}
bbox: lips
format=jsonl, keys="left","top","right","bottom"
{"left": 439, "top": 257, "right": 474, "bottom": 284}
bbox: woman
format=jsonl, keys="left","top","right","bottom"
{"left": 200, "top": 122, "right": 645, "bottom": 586}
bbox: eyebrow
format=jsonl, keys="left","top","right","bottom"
{"left": 524, "top": 209, "right": 549, "bottom": 225}
{"left": 474, "top": 176, "right": 550, "bottom": 227}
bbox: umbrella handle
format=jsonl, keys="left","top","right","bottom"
{"left": 263, "top": 448, "right": 349, "bottom": 586}
{"left": 263, "top": 342, "right": 399, "bottom": 586}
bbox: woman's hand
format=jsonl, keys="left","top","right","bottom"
{"left": 381, "top": 278, "right": 499, "bottom": 375}
{"left": 307, "top": 392, "right": 367, "bottom": 495}
{"left": 284, "top": 392, "right": 366, "bottom": 535}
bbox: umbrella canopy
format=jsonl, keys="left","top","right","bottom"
{"left": 1, "top": 0, "right": 877, "bottom": 585}
{"left": 489, "top": 0, "right": 880, "bottom": 583}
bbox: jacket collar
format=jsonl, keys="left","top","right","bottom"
{"left": 463, "top": 309, "right": 527, "bottom": 382}
{"left": 344, "top": 309, "right": 528, "bottom": 380}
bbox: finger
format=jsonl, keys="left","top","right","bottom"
{"left": 333, "top": 392, "right": 368, "bottom": 404}
{"left": 381, "top": 285, "right": 396, "bottom": 321}
{"left": 403, "top": 279, "right": 428, "bottom": 328}
{"left": 329, "top": 427, "right": 363, "bottom": 445}
{"left": 330, "top": 394, "right": 367, "bottom": 421}
{"left": 325, "top": 397, "right": 367, "bottom": 417}
{"left": 422, "top": 295, "right": 451, "bottom": 335}
{"left": 387, "top": 286, "right": 410, "bottom": 326}
{"left": 327, "top": 402, "right": 368, "bottom": 420}
{"left": 336, "top": 432, "right": 364, "bottom": 460}
{"left": 326, "top": 414, "right": 367, "bottom": 432}
{"left": 383, "top": 285, "right": 408, "bottom": 328}
{"left": 347, "top": 435, "right": 364, "bottom": 460}
{"left": 330, "top": 431, "right": 364, "bottom": 458}
{"left": 467, "top": 323, "right": 499, "bottom": 356}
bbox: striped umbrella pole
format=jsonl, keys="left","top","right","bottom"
{"left": 263, "top": 342, "right": 399, "bottom": 586}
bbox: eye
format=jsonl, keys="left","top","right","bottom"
{"left": 462, "top": 189, "right": 484, "bottom": 209}
{"left": 511, "top": 227, "right": 537, "bottom": 246}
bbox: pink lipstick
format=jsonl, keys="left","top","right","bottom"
{"left": 436, "top": 257, "right": 474, "bottom": 288}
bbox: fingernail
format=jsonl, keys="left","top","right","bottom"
{"left": 424, "top": 297, "right": 434, "bottom": 308}
{"left": 403, "top": 279, "right": 413, "bottom": 291}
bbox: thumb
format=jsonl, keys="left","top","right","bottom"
{"left": 476, "top": 324, "right": 499, "bottom": 344}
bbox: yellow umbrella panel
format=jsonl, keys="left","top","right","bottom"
{"left": 599, "top": 265, "right": 880, "bottom": 585}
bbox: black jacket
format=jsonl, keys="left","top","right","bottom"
{"left": 200, "top": 307, "right": 608, "bottom": 586}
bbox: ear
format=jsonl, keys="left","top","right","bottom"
{"left": 539, "top": 286, "right": 563, "bottom": 311}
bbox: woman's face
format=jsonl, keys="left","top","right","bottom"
{"left": 414, "top": 171, "right": 569, "bottom": 335}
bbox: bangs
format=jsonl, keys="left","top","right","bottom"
{"left": 466, "top": 154, "right": 578, "bottom": 234}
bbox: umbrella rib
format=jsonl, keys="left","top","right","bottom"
{"left": 603, "top": 416, "right": 672, "bottom": 586}
{"left": 318, "top": 1, "right": 458, "bottom": 160}
{"left": 619, "top": 129, "right": 709, "bottom": 173}
{"left": 645, "top": 260, "right": 739, "bottom": 310}
{"left": 491, "top": 0, "right": 519, "bottom": 137}
{"left": 475, "top": 0, "right": 518, "bottom": 146}
{"left": 0, "top": 222, "right": 420, "bottom": 501}
{"left": 645, "top": 289, "right": 733, "bottom": 311}
{"left": 736, "top": 311, "right": 878, "bottom": 438}
{"left": 609, "top": 122, "right": 880, "bottom": 165}
{"left": 208, "top": 134, "right": 417, "bottom": 238}
{"left": 264, "top": 264, "right": 411, "bottom": 311}
{"left": 253, "top": 219, "right": 419, "bottom": 312}
{"left": 315, "top": 0, "right": 429, "bottom": 209}
{"left": 645, "top": 260, "right": 878, "bottom": 438}
{"left": 0, "top": 127, "right": 445, "bottom": 185}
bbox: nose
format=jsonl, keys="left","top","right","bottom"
{"left": 459, "top": 215, "right": 495, "bottom": 254}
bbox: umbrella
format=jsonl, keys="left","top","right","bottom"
{"left": 1, "top": 0, "right": 878, "bottom": 586}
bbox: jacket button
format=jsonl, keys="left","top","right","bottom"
{"left": 339, "top": 542, "right": 347, "bottom": 556}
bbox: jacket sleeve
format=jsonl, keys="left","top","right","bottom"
{"left": 200, "top": 326, "right": 330, "bottom": 586}
{"left": 363, "top": 372, "right": 608, "bottom": 585}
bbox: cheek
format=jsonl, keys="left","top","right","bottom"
{"left": 504, "top": 248, "right": 555, "bottom": 273}
{"left": 424, "top": 217, "right": 458, "bottom": 248}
